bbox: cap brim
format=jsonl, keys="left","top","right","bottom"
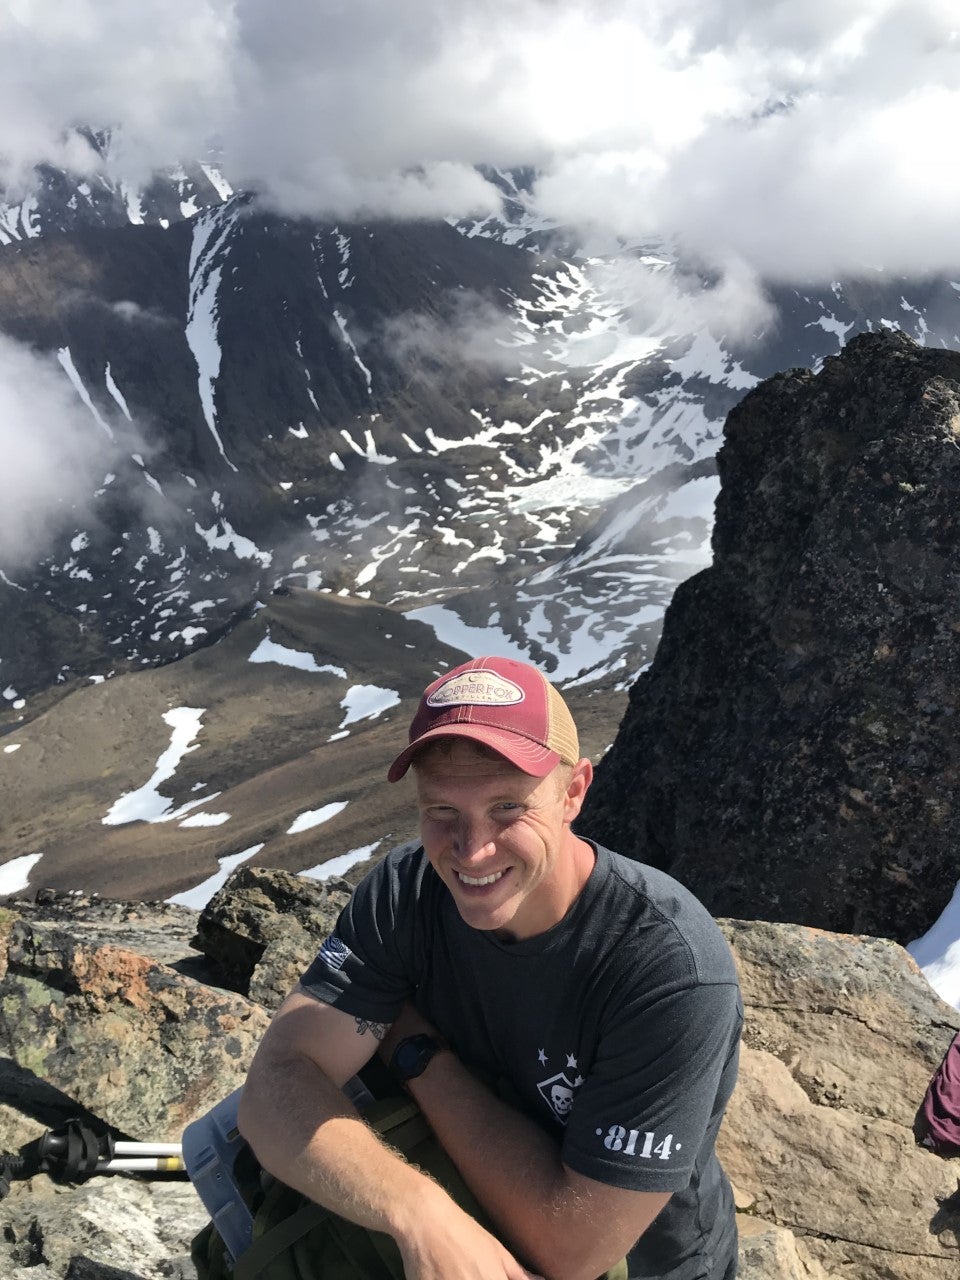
{"left": 387, "top": 724, "right": 561, "bottom": 782}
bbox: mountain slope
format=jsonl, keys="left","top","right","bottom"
{"left": 6, "top": 183, "right": 959, "bottom": 707}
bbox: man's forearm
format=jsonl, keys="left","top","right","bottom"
{"left": 238, "top": 1045, "right": 543, "bottom": 1280}
{"left": 238, "top": 1048, "right": 439, "bottom": 1239}
{"left": 404, "top": 1050, "right": 604, "bottom": 1279}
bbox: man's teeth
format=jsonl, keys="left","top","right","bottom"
{"left": 457, "top": 870, "right": 506, "bottom": 887}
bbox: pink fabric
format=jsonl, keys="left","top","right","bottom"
{"left": 918, "top": 1031, "right": 960, "bottom": 1157}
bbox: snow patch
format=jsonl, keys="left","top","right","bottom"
{"left": 301, "top": 841, "right": 382, "bottom": 881}
{"left": 332, "top": 310, "right": 373, "bottom": 394}
{"left": 102, "top": 708, "right": 206, "bottom": 826}
{"left": 166, "top": 844, "right": 264, "bottom": 910}
{"left": 0, "top": 852, "right": 43, "bottom": 896}
{"left": 179, "top": 811, "right": 231, "bottom": 828}
{"left": 339, "top": 685, "right": 400, "bottom": 726}
{"left": 104, "top": 364, "right": 133, "bottom": 420}
{"left": 287, "top": 801, "right": 349, "bottom": 835}
{"left": 909, "top": 878, "right": 960, "bottom": 1011}
{"left": 57, "top": 348, "right": 114, "bottom": 439}
{"left": 185, "top": 203, "right": 240, "bottom": 471}
{"left": 249, "top": 634, "right": 346, "bottom": 676}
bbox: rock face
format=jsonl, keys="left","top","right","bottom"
{"left": 582, "top": 329, "right": 960, "bottom": 943}
{"left": 718, "top": 919, "right": 960, "bottom": 1279}
{"left": 0, "top": 872, "right": 957, "bottom": 1279}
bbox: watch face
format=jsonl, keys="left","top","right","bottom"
{"left": 393, "top": 1034, "right": 437, "bottom": 1081}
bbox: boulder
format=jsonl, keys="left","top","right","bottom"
{"left": 737, "top": 1223, "right": 829, "bottom": 1279}
{"left": 719, "top": 920, "right": 960, "bottom": 1278}
{"left": 1, "top": 1175, "right": 205, "bottom": 1280}
{"left": 0, "top": 911, "right": 270, "bottom": 1141}
{"left": 191, "top": 865, "right": 352, "bottom": 1009}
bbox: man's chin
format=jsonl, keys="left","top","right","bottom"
{"left": 450, "top": 884, "right": 519, "bottom": 935}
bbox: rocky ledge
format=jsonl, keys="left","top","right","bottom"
{"left": 0, "top": 868, "right": 957, "bottom": 1280}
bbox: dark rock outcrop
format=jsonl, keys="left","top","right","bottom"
{"left": 582, "top": 329, "right": 960, "bottom": 942}
{"left": 190, "top": 865, "right": 352, "bottom": 1009}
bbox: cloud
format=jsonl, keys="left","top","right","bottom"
{"left": 0, "top": 1, "right": 236, "bottom": 192}
{"left": 0, "top": 335, "right": 120, "bottom": 568}
{"left": 527, "top": 1, "right": 960, "bottom": 281}
{"left": 381, "top": 292, "right": 531, "bottom": 375}
{"left": 107, "top": 299, "right": 172, "bottom": 326}
{"left": 588, "top": 257, "right": 778, "bottom": 346}
{"left": 1, "top": 0, "right": 959, "bottom": 285}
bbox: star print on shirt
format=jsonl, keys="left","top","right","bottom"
{"left": 538, "top": 1049, "right": 548, "bottom": 1065}
{"left": 566, "top": 1054, "right": 578, "bottom": 1069}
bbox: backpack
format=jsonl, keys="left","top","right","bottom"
{"left": 188, "top": 1089, "right": 628, "bottom": 1280}
{"left": 916, "top": 1030, "right": 960, "bottom": 1157}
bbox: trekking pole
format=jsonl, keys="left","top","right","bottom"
{"left": 95, "top": 1142, "right": 185, "bottom": 1174}
{"left": 38, "top": 1125, "right": 185, "bottom": 1174}
{"left": 0, "top": 1121, "right": 186, "bottom": 1200}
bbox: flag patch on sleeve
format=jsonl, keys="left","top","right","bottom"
{"left": 317, "top": 933, "right": 352, "bottom": 972}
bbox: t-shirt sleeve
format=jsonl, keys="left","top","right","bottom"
{"left": 298, "top": 845, "right": 424, "bottom": 1023}
{"left": 561, "top": 979, "right": 742, "bottom": 1193}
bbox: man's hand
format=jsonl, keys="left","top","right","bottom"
{"left": 394, "top": 1192, "right": 543, "bottom": 1280}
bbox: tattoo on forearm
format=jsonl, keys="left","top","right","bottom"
{"left": 354, "top": 1017, "right": 387, "bottom": 1041}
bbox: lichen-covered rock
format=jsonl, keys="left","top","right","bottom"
{"left": 583, "top": 329, "right": 960, "bottom": 943}
{"left": 0, "top": 915, "right": 270, "bottom": 1140}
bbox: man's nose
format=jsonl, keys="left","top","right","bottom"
{"left": 453, "top": 817, "right": 496, "bottom": 861}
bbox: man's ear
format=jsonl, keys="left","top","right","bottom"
{"left": 562, "top": 758, "right": 593, "bottom": 823}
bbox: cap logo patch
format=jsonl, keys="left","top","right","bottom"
{"left": 427, "top": 670, "right": 526, "bottom": 708}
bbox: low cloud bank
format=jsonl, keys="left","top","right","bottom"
{"left": 1, "top": 3, "right": 958, "bottom": 300}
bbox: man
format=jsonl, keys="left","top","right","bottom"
{"left": 238, "top": 656, "right": 742, "bottom": 1280}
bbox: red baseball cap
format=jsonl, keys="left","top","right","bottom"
{"left": 387, "top": 656, "right": 580, "bottom": 782}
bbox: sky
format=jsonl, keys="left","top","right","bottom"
{"left": 1, "top": 0, "right": 959, "bottom": 285}
{"left": 909, "top": 878, "right": 960, "bottom": 1012}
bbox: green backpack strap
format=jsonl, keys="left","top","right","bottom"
{"left": 232, "top": 1193, "right": 329, "bottom": 1280}
{"left": 229, "top": 1096, "right": 433, "bottom": 1280}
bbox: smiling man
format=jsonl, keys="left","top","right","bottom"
{"left": 239, "top": 656, "right": 742, "bottom": 1280}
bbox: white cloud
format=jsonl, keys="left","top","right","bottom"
{"left": 0, "top": 334, "right": 117, "bottom": 567}
{"left": 1, "top": 1, "right": 959, "bottom": 280}
{"left": 0, "top": 1, "right": 236, "bottom": 192}
{"left": 382, "top": 291, "right": 533, "bottom": 373}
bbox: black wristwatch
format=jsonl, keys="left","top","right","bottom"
{"left": 390, "top": 1033, "right": 442, "bottom": 1084}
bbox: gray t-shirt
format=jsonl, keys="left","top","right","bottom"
{"left": 301, "top": 840, "right": 742, "bottom": 1279}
